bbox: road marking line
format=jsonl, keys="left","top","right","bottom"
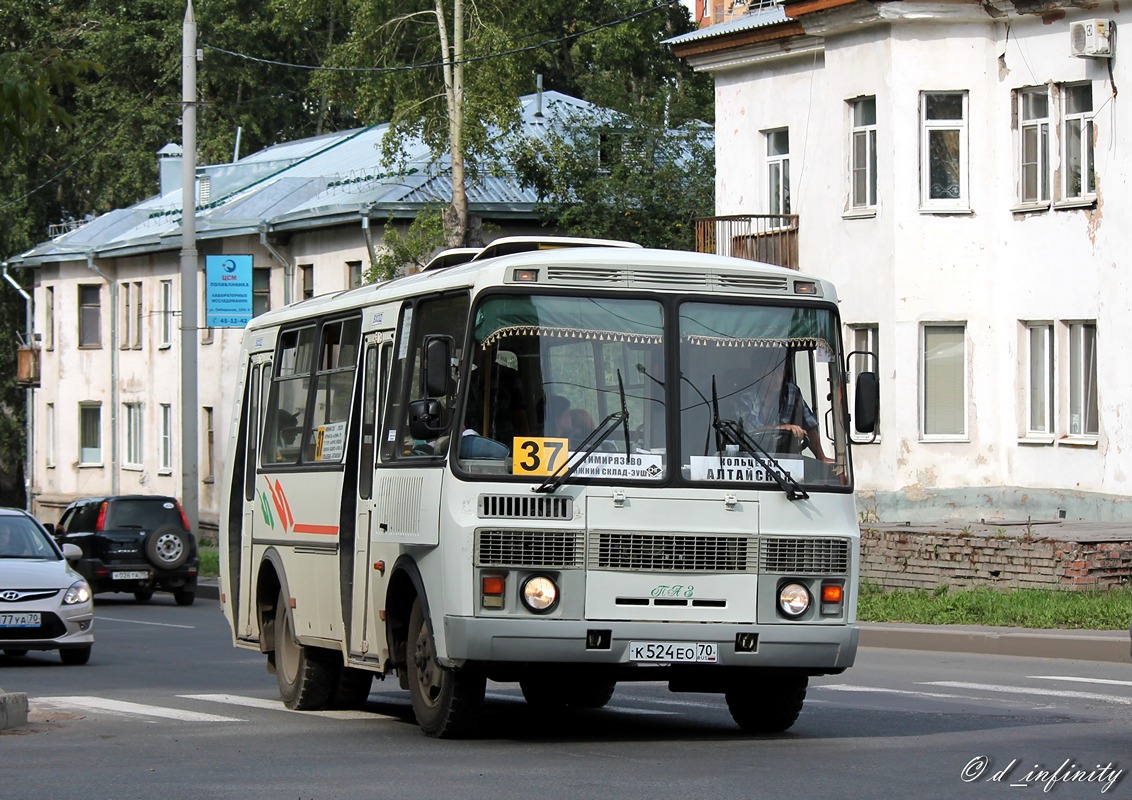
{"left": 1028, "top": 675, "right": 1132, "bottom": 688}
{"left": 818, "top": 684, "right": 966, "bottom": 700}
{"left": 36, "top": 696, "right": 244, "bottom": 722}
{"left": 94, "top": 615, "right": 195, "bottom": 630}
{"left": 179, "top": 693, "right": 392, "bottom": 721}
{"left": 922, "top": 681, "right": 1132, "bottom": 704}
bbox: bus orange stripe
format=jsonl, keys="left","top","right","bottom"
{"left": 292, "top": 524, "right": 339, "bottom": 535}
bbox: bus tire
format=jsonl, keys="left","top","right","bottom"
{"left": 407, "top": 598, "right": 484, "bottom": 738}
{"left": 330, "top": 667, "right": 374, "bottom": 710}
{"left": 275, "top": 594, "right": 334, "bottom": 710}
{"left": 724, "top": 674, "right": 807, "bottom": 733}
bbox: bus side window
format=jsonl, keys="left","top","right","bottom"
{"left": 386, "top": 293, "right": 469, "bottom": 459}
{"left": 264, "top": 326, "right": 316, "bottom": 464}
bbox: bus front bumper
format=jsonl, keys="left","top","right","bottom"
{"left": 442, "top": 616, "right": 858, "bottom": 672}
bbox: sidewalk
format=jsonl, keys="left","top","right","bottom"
{"left": 195, "top": 579, "right": 1132, "bottom": 664}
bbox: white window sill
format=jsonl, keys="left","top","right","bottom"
{"left": 1058, "top": 436, "right": 1098, "bottom": 448}
{"left": 123, "top": 464, "right": 143, "bottom": 472}
{"left": 1010, "top": 203, "right": 1050, "bottom": 214}
{"left": 1017, "top": 434, "right": 1055, "bottom": 445}
{"left": 1053, "top": 198, "right": 1097, "bottom": 211}
{"left": 77, "top": 462, "right": 104, "bottom": 469}
{"left": 158, "top": 343, "right": 172, "bottom": 350}
{"left": 158, "top": 469, "right": 173, "bottom": 476}
{"left": 842, "top": 208, "right": 877, "bottom": 220}
{"left": 918, "top": 206, "right": 973, "bottom": 216}
{"left": 919, "top": 435, "right": 970, "bottom": 443}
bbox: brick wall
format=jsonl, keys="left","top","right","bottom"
{"left": 860, "top": 528, "right": 1132, "bottom": 591}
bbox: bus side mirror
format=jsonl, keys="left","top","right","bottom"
{"left": 854, "top": 372, "right": 879, "bottom": 434}
{"left": 422, "top": 336, "right": 452, "bottom": 398}
{"left": 408, "top": 398, "right": 447, "bottom": 439}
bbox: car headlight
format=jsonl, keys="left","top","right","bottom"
{"left": 520, "top": 575, "right": 558, "bottom": 613}
{"left": 778, "top": 582, "right": 811, "bottom": 617}
{"left": 63, "top": 580, "right": 92, "bottom": 605}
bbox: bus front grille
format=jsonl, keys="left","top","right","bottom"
{"left": 475, "top": 530, "right": 583, "bottom": 568}
{"left": 759, "top": 537, "right": 850, "bottom": 575}
{"left": 588, "top": 531, "right": 757, "bottom": 573}
{"left": 478, "top": 494, "right": 573, "bottom": 520}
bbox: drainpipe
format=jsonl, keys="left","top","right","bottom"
{"left": 259, "top": 228, "right": 293, "bottom": 306}
{"left": 2, "top": 263, "right": 33, "bottom": 510}
{"left": 84, "top": 254, "right": 119, "bottom": 495}
{"left": 361, "top": 205, "right": 380, "bottom": 278}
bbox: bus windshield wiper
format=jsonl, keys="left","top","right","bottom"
{"left": 535, "top": 372, "right": 631, "bottom": 494}
{"left": 709, "top": 377, "right": 809, "bottom": 502}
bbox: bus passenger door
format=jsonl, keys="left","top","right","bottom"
{"left": 238, "top": 356, "right": 270, "bottom": 642}
{"left": 349, "top": 333, "right": 392, "bottom": 663}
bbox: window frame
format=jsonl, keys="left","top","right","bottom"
{"left": 848, "top": 97, "right": 878, "bottom": 213}
{"left": 79, "top": 402, "right": 103, "bottom": 465}
{"left": 124, "top": 401, "right": 143, "bottom": 468}
{"left": 1066, "top": 320, "right": 1098, "bottom": 439}
{"left": 764, "top": 127, "right": 790, "bottom": 215}
{"left": 920, "top": 323, "right": 968, "bottom": 441}
{"left": 1023, "top": 322, "right": 1055, "bottom": 439}
{"left": 79, "top": 284, "right": 102, "bottom": 348}
{"left": 1016, "top": 86, "right": 1051, "bottom": 208}
{"left": 253, "top": 267, "right": 271, "bottom": 317}
{"left": 1060, "top": 82, "right": 1096, "bottom": 204}
{"left": 919, "top": 91, "right": 970, "bottom": 212}
{"left": 848, "top": 323, "right": 880, "bottom": 443}
{"left": 44, "top": 285, "right": 55, "bottom": 351}
{"left": 160, "top": 403, "right": 173, "bottom": 473}
{"left": 160, "top": 280, "right": 174, "bottom": 347}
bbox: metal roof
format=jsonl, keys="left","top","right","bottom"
{"left": 11, "top": 91, "right": 607, "bottom": 267}
{"left": 665, "top": 3, "right": 791, "bottom": 46}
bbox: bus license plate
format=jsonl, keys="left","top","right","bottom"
{"left": 629, "top": 641, "right": 717, "bottom": 663}
{"left": 0, "top": 612, "right": 41, "bottom": 628}
{"left": 112, "top": 571, "right": 150, "bottom": 580}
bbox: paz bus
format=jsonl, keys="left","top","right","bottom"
{"left": 218, "top": 237, "right": 879, "bottom": 738}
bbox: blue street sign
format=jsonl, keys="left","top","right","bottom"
{"left": 205, "top": 254, "right": 253, "bottom": 327}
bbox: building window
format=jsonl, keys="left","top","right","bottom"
{"left": 921, "top": 324, "right": 966, "bottom": 439}
{"left": 160, "top": 280, "right": 173, "bottom": 346}
{"left": 347, "top": 260, "right": 362, "bottom": 288}
{"left": 253, "top": 267, "right": 271, "bottom": 316}
{"left": 160, "top": 403, "right": 173, "bottom": 472}
{"left": 765, "top": 128, "right": 790, "bottom": 215}
{"left": 1017, "top": 87, "right": 1050, "bottom": 206}
{"left": 79, "top": 284, "right": 101, "bottom": 347}
{"left": 849, "top": 324, "right": 879, "bottom": 441}
{"left": 203, "top": 406, "right": 214, "bottom": 482}
{"left": 124, "top": 402, "right": 143, "bottom": 467}
{"left": 849, "top": 97, "right": 877, "bottom": 210}
{"left": 1068, "top": 321, "right": 1098, "bottom": 436}
{"left": 300, "top": 264, "right": 314, "bottom": 300}
{"left": 920, "top": 92, "right": 968, "bottom": 210}
{"left": 45, "top": 286, "right": 55, "bottom": 350}
{"left": 46, "top": 402, "right": 55, "bottom": 468}
{"left": 79, "top": 403, "right": 102, "bottom": 464}
{"left": 1061, "top": 83, "right": 1095, "bottom": 202}
{"left": 1024, "top": 322, "right": 1054, "bottom": 436}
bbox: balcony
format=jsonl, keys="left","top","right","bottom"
{"left": 694, "top": 214, "right": 800, "bottom": 270}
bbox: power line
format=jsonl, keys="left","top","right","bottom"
{"left": 202, "top": 1, "right": 678, "bottom": 74}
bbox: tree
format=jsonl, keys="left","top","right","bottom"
{"left": 514, "top": 106, "right": 714, "bottom": 251}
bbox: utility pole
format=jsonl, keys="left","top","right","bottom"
{"left": 180, "top": 0, "right": 200, "bottom": 534}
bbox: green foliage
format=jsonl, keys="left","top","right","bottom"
{"left": 859, "top": 583, "right": 1132, "bottom": 630}
{"left": 365, "top": 207, "right": 448, "bottom": 282}
{"left": 514, "top": 109, "right": 714, "bottom": 250}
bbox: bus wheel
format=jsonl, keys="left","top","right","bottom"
{"left": 407, "top": 598, "right": 485, "bottom": 738}
{"left": 330, "top": 667, "right": 374, "bottom": 710}
{"left": 521, "top": 676, "right": 616, "bottom": 709}
{"left": 724, "top": 674, "right": 807, "bottom": 733}
{"left": 275, "top": 593, "right": 334, "bottom": 710}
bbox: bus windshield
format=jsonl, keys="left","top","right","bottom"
{"left": 459, "top": 294, "right": 667, "bottom": 481}
{"left": 457, "top": 293, "right": 848, "bottom": 490}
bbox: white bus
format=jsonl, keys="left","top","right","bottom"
{"left": 219, "top": 238, "right": 878, "bottom": 738}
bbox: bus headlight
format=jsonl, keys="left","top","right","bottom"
{"left": 520, "top": 575, "right": 558, "bottom": 613}
{"left": 778, "top": 582, "right": 810, "bottom": 617}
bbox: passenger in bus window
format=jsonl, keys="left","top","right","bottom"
{"left": 543, "top": 395, "right": 595, "bottom": 449}
{"left": 724, "top": 349, "right": 832, "bottom": 462}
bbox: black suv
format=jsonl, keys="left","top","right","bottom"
{"left": 50, "top": 495, "right": 199, "bottom": 605}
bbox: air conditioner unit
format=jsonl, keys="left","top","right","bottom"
{"left": 1070, "top": 19, "right": 1114, "bottom": 58}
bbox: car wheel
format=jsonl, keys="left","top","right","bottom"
{"left": 3, "top": 649, "right": 29, "bottom": 657}
{"left": 144, "top": 525, "right": 191, "bottom": 570}
{"left": 406, "top": 598, "right": 484, "bottom": 738}
{"left": 60, "top": 646, "right": 92, "bottom": 666}
{"left": 134, "top": 590, "right": 154, "bottom": 602}
{"left": 274, "top": 591, "right": 334, "bottom": 710}
{"left": 174, "top": 588, "right": 196, "bottom": 606}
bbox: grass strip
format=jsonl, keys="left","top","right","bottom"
{"left": 859, "top": 582, "right": 1132, "bottom": 630}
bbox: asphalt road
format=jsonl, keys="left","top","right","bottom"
{"left": 3, "top": 592, "right": 1131, "bottom": 799}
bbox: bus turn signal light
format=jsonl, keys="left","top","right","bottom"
{"left": 481, "top": 575, "right": 506, "bottom": 609}
{"left": 821, "top": 582, "right": 844, "bottom": 615}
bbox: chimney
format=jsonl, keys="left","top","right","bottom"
{"left": 158, "top": 143, "right": 183, "bottom": 196}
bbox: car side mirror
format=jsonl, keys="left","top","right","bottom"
{"left": 422, "top": 335, "right": 453, "bottom": 398}
{"left": 61, "top": 543, "right": 83, "bottom": 561}
{"left": 854, "top": 371, "right": 879, "bottom": 434}
{"left": 42, "top": 522, "right": 56, "bottom": 535}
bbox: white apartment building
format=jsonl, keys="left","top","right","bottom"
{"left": 7, "top": 91, "right": 590, "bottom": 532}
{"left": 670, "top": 2, "right": 1132, "bottom": 522}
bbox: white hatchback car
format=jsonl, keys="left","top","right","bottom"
{"left": 0, "top": 507, "right": 94, "bottom": 665}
